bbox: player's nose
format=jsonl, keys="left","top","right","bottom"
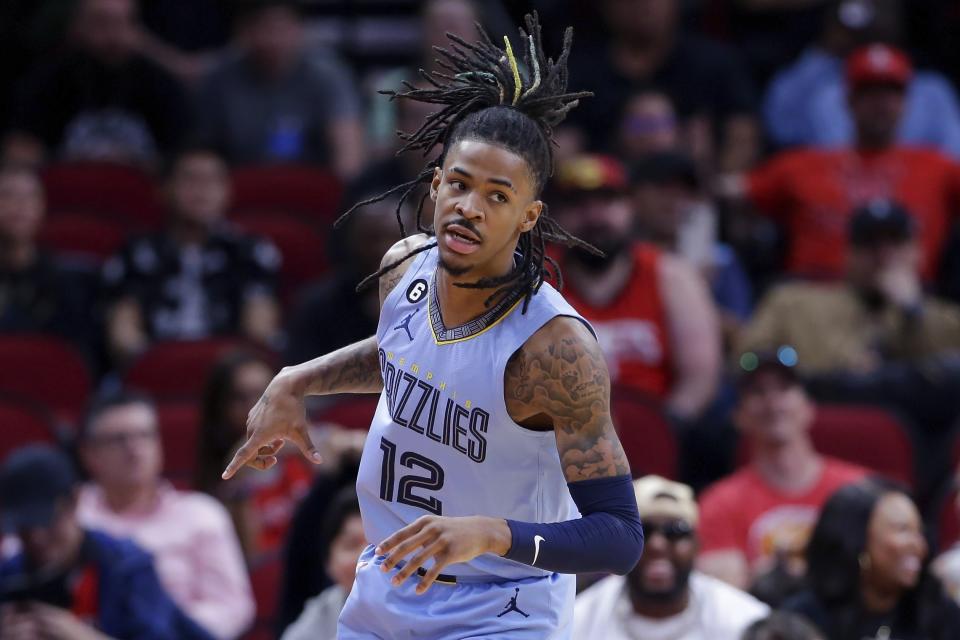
{"left": 455, "top": 191, "right": 485, "bottom": 220}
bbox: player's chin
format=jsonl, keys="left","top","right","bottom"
{"left": 437, "top": 246, "right": 475, "bottom": 276}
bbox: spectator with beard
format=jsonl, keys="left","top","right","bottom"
{"left": 551, "top": 154, "right": 721, "bottom": 422}
{"left": 573, "top": 475, "right": 769, "bottom": 639}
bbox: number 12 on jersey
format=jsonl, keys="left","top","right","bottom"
{"left": 378, "top": 436, "right": 445, "bottom": 515}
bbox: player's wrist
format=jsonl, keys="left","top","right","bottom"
{"left": 274, "top": 365, "right": 309, "bottom": 398}
{"left": 485, "top": 517, "right": 513, "bottom": 557}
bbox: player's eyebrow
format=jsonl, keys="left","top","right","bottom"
{"left": 488, "top": 177, "right": 517, "bottom": 194}
{"left": 450, "top": 166, "right": 517, "bottom": 194}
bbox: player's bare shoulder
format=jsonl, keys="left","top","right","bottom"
{"left": 504, "top": 316, "right": 607, "bottom": 424}
{"left": 379, "top": 233, "right": 431, "bottom": 308}
{"left": 504, "top": 316, "right": 628, "bottom": 480}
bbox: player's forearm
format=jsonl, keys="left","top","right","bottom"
{"left": 504, "top": 475, "right": 644, "bottom": 575}
{"left": 284, "top": 336, "right": 383, "bottom": 396}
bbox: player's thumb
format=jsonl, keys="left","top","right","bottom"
{"left": 290, "top": 425, "right": 323, "bottom": 464}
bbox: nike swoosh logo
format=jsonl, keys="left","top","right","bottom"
{"left": 532, "top": 535, "right": 545, "bottom": 565}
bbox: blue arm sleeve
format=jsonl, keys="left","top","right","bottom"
{"left": 503, "top": 474, "right": 644, "bottom": 575}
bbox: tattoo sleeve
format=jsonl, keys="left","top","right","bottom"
{"left": 505, "top": 321, "right": 630, "bottom": 482}
{"left": 298, "top": 336, "right": 383, "bottom": 395}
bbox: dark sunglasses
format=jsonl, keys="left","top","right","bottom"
{"left": 641, "top": 520, "right": 694, "bottom": 542}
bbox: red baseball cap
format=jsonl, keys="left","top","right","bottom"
{"left": 554, "top": 155, "right": 628, "bottom": 194}
{"left": 846, "top": 43, "right": 912, "bottom": 91}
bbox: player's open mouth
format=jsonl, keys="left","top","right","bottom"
{"left": 444, "top": 225, "right": 481, "bottom": 255}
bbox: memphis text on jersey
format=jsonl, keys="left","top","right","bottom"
{"left": 378, "top": 348, "right": 488, "bottom": 464}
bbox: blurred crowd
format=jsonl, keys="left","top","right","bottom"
{"left": 1, "top": 0, "right": 960, "bottom": 638}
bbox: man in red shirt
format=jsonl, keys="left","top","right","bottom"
{"left": 696, "top": 354, "right": 866, "bottom": 590}
{"left": 726, "top": 43, "right": 960, "bottom": 281}
{"left": 550, "top": 154, "right": 721, "bottom": 422}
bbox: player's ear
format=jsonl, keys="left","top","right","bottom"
{"left": 430, "top": 167, "right": 442, "bottom": 202}
{"left": 519, "top": 200, "right": 542, "bottom": 233}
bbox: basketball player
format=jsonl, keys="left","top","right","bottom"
{"left": 223, "top": 14, "right": 644, "bottom": 638}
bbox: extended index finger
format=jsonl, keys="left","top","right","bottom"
{"left": 221, "top": 438, "right": 263, "bottom": 479}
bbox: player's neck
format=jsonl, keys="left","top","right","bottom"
{"left": 434, "top": 260, "right": 514, "bottom": 328}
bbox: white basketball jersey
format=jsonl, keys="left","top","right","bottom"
{"left": 356, "top": 246, "right": 592, "bottom": 580}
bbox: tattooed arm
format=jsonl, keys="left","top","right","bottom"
{"left": 375, "top": 318, "right": 643, "bottom": 592}
{"left": 222, "top": 234, "right": 430, "bottom": 478}
{"left": 504, "top": 316, "right": 630, "bottom": 481}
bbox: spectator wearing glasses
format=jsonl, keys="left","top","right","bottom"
{"left": 76, "top": 392, "right": 254, "bottom": 640}
{"left": 573, "top": 475, "right": 768, "bottom": 640}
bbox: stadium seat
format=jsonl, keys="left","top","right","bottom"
{"left": 38, "top": 212, "right": 127, "bottom": 263}
{"left": 312, "top": 395, "right": 380, "bottom": 431}
{"left": 0, "top": 335, "right": 92, "bottom": 426}
{"left": 233, "top": 213, "right": 330, "bottom": 301}
{"left": 243, "top": 554, "right": 283, "bottom": 640}
{"left": 231, "top": 165, "right": 342, "bottom": 221}
{"left": 0, "top": 397, "right": 57, "bottom": 461}
{"left": 610, "top": 388, "right": 679, "bottom": 480}
{"left": 124, "top": 338, "right": 251, "bottom": 400}
{"left": 737, "top": 404, "right": 915, "bottom": 487}
{"left": 156, "top": 400, "right": 200, "bottom": 488}
{"left": 938, "top": 484, "right": 960, "bottom": 552}
{"left": 41, "top": 162, "right": 163, "bottom": 229}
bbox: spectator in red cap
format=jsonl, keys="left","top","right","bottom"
{"left": 724, "top": 42, "right": 960, "bottom": 282}
{"left": 765, "top": 1, "right": 960, "bottom": 160}
{"left": 550, "top": 154, "right": 721, "bottom": 422}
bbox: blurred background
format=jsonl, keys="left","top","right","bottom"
{"left": 1, "top": 0, "right": 960, "bottom": 638}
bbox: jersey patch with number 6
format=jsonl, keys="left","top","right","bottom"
{"left": 406, "top": 279, "right": 428, "bottom": 303}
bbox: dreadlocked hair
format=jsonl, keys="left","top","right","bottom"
{"left": 337, "top": 12, "right": 601, "bottom": 313}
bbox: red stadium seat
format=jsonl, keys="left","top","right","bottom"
{"left": 737, "top": 404, "right": 915, "bottom": 487}
{"left": 242, "top": 554, "right": 282, "bottom": 640}
{"left": 42, "top": 162, "right": 163, "bottom": 229}
{"left": 0, "top": 335, "right": 92, "bottom": 426}
{"left": 938, "top": 485, "right": 960, "bottom": 552}
{"left": 233, "top": 213, "right": 330, "bottom": 300}
{"left": 124, "top": 338, "right": 250, "bottom": 400}
{"left": 156, "top": 401, "right": 200, "bottom": 487}
{"left": 313, "top": 395, "right": 380, "bottom": 430}
{"left": 231, "top": 166, "right": 342, "bottom": 221}
{"left": 38, "top": 212, "right": 127, "bottom": 263}
{"left": 0, "top": 397, "right": 57, "bottom": 461}
{"left": 610, "top": 388, "right": 679, "bottom": 480}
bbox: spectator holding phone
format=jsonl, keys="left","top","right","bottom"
{"left": 0, "top": 445, "right": 212, "bottom": 640}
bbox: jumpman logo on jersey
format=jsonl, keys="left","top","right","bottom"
{"left": 496, "top": 588, "right": 529, "bottom": 618}
{"left": 393, "top": 307, "right": 419, "bottom": 341}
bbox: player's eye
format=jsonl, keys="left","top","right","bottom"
{"left": 491, "top": 192, "right": 508, "bottom": 203}
{"left": 449, "top": 179, "right": 466, "bottom": 191}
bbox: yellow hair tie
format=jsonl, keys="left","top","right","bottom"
{"left": 503, "top": 35, "right": 522, "bottom": 105}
